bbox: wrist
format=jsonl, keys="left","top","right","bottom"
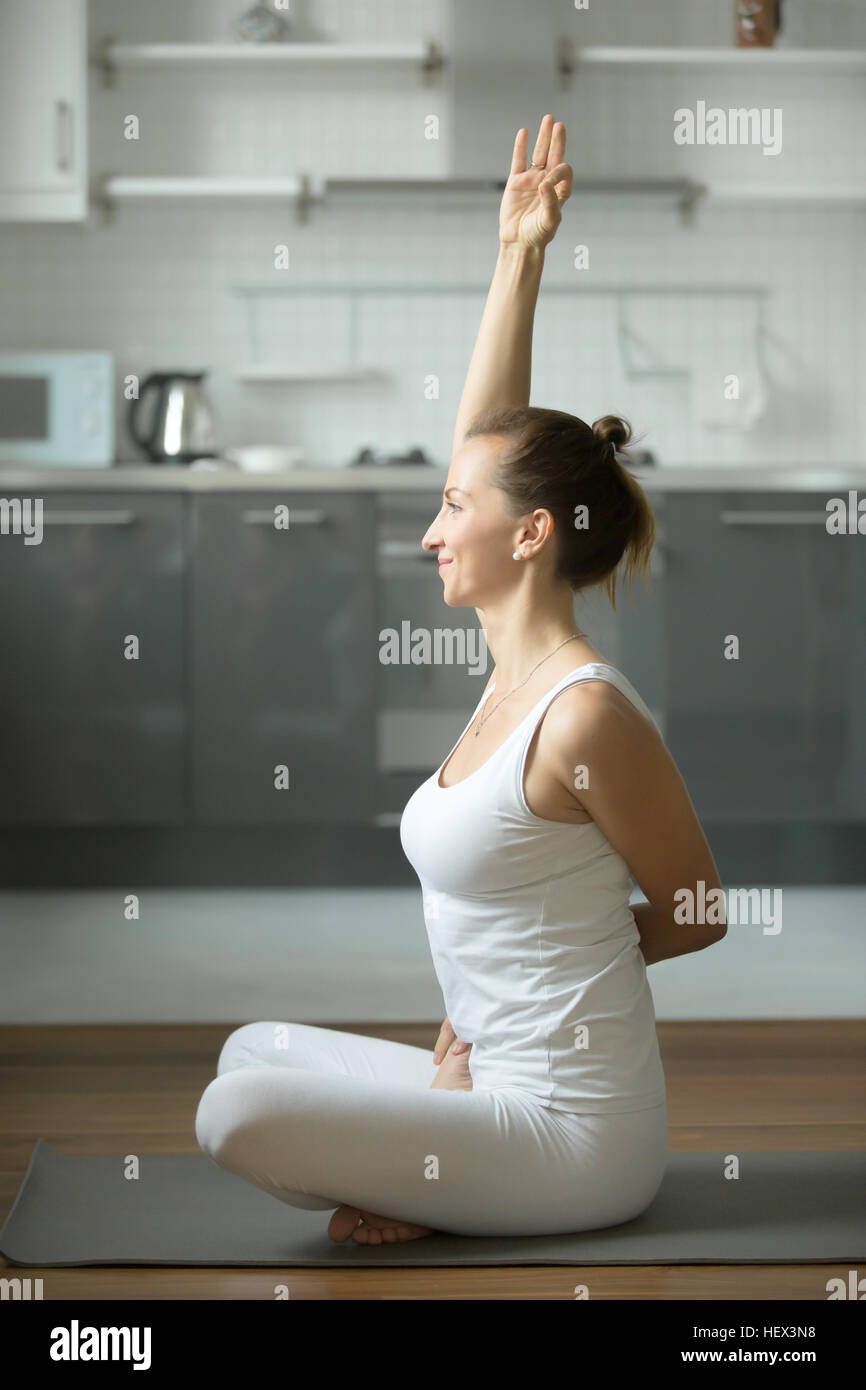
{"left": 498, "top": 240, "right": 546, "bottom": 265}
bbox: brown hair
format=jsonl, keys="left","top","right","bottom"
{"left": 464, "top": 405, "right": 656, "bottom": 609}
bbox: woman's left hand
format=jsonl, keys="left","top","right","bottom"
{"left": 499, "top": 114, "right": 574, "bottom": 251}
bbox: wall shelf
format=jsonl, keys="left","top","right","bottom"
{"left": 322, "top": 175, "right": 703, "bottom": 209}
{"left": 235, "top": 365, "right": 389, "bottom": 383}
{"left": 99, "top": 175, "right": 314, "bottom": 197}
{"left": 92, "top": 172, "right": 865, "bottom": 228}
{"left": 321, "top": 176, "right": 866, "bottom": 211}
{"left": 92, "top": 174, "right": 709, "bottom": 224}
{"left": 702, "top": 182, "right": 866, "bottom": 206}
{"left": 93, "top": 37, "right": 445, "bottom": 87}
{"left": 93, "top": 173, "right": 321, "bottom": 223}
{"left": 557, "top": 44, "right": 866, "bottom": 74}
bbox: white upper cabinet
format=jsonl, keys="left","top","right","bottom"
{"left": 0, "top": 0, "right": 87, "bottom": 220}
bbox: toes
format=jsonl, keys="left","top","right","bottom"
{"left": 341, "top": 1208, "right": 434, "bottom": 1244}
{"left": 327, "top": 1204, "right": 362, "bottom": 1243}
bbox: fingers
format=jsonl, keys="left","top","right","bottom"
{"left": 432, "top": 1017, "right": 456, "bottom": 1063}
{"left": 433, "top": 1018, "right": 473, "bottom": 1062}
{"left": 548, "top": 120, "right": 566, "bottom": 170}
{"left": 537, "top": 181, "right": 561, "bottom": 234}
{"left": 510, "top": 127, "right": 528, "bottom": 176}
{"left": 543, "top": 160, "right": 574, "bottom": 203}
{"left": 531, "top": 113, "right": 555, "bottom": 170}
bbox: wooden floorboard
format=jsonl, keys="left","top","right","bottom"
{"left": 0, "top": 1021, "right": 862, "bottom": 1300}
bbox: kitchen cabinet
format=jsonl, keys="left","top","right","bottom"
{"left": 375, "top": 491, "right": 485, "bottom": 822}
{"left": 611, "top": 492, "right": 667, "bottom": 735}
{"left": 661, "top": 491, "right": 858, "bottom": 821}
{"left": 0, "top": 474, "right": 861, "bottom": 882}
{"left": 376, "top": 495, "right": 480, "bottom": 734}
{"left": 0, "top": 0, "right": 88, "bottom": 221}
{"left": 190, "top": 492, "right": 377, "bottom": 824}
{"left": 837, "top": 525, "right": 866, "bottom": 818}
{"left": 0, "top": 493, "right": 186, "bottom": 825}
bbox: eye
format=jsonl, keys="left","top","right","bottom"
{"left": 447, "top": 502, "right": 461, "bottom": 514}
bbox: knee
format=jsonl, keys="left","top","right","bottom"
{"left": 216, "top": 1021, "right": 264, "bottom": 1075}
{"left": 216, "top": 1020, "right": 291, "bottom": 1075}
{"left": 195, "top": 1073, "right": 232, "bottom": 1161}
{"left": 194, "top": 1069, "right": 271, "bottom": 1166}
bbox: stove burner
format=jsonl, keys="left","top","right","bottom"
{"left": 349, "top": 446, "right": 434, "bottom": 467}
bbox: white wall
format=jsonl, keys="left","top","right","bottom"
{"left": 0, "top": 0, "right": 863, "bottom": 468}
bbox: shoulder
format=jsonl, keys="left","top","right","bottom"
{"left": 535, "top": 676, "right": 664, "bottom": 792}
{"left": 531, "top": 674, "right": 725, "bottom": 928}
{"left": 542, "top": 675, "right": 656, "bottom": 743}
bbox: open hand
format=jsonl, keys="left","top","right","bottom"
{"left": 500, "top": 114, "right": 573, "bottom": 250}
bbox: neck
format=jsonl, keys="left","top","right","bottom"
{"left": 476, "top": 584, "right": 584, "bottom": 691}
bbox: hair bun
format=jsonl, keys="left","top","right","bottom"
{"left": 592, "top": 414, "right": 632, "bottom": 458}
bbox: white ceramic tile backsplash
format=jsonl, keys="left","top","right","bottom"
{"left": 0, "top": 0, "right": 863, "bottom": 468}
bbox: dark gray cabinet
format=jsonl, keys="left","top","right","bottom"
{"left": 838, "top": 525, "right": 866, "bottom": 818}
{"left": 190, "top": 491, "right": 377, "bottom": 824}
{"left": 662, "top": 491, "right": 859, "bottom": 820}
{"left": 375, "top": 492, "right": 484, "bottom": 802}
{"left": 0, "top": 492, "right": 185, "bottom": 825}
{"left": 2, "top": 479, "right": 861, "bottom": 866}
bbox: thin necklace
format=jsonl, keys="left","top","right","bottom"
{"left": 474, "top": 632, "right": 584, "bottom": 736}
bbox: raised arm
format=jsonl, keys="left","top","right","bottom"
{"left": 451, "top": 114, "right": 574, "bottom": 457}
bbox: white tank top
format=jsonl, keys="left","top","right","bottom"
{"left": 400, "top": 662, "right": 667, "bottom": 1114}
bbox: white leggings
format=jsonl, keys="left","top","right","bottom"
{"left": 194, "top": 1021, "right": 668, "bottom": 1238}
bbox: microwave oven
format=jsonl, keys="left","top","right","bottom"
{"left": 0, "top": 351, "right": 114, "bottom": 466}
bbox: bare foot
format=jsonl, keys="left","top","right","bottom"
{"left": 430, "top": 1039, "right": 474, "bottom": 1092}
{"left": 328, "top": 1204, "right": 433, "bottom": 1244}
{"left": 326, "top": 1042, "right": 473, "bottom": 1245}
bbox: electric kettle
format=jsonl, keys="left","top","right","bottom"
{"left": 128, "top": 370, "right": 218, "bottom": 463}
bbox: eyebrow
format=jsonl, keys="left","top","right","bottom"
{"left": 444, "top": 486, "right": 469, "bottom": 499}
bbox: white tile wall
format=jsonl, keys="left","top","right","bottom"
{"left": 0, "top": 0, "right": 863, "bottom": 468}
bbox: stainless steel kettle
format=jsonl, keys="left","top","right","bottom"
{"left": 128, "top": 370, "right": 218, "bottom": 463}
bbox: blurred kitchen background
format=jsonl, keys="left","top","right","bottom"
{"left": 0, "top": 0, "right": 863, "bottom": 1025}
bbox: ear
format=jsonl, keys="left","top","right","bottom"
{"left": 528, "top": 507, "right": 556, "bottom": 546}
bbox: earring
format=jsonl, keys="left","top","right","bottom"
{"left": 512, "top": 550, "right": 521, "bottom": 560}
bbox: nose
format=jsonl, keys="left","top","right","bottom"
{"left": 421, "top": 519, "right": 443, "bottom": 553}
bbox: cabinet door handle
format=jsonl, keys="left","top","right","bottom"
{"left": 41, "top": 510, "right": 137, "bottom": 525}
{"left": 377, "top": 540, "right": 430, "bottom": 559}
{"left": 55, "top": 100, "right": 73, "bottom": 173}
{"left": 241, "top": 508, "right": 327, "bottom": 525}
{"left": 720, "top": 510, "right": 828, "bottom": 526}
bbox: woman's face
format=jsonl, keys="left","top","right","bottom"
{"left": 422, "top": 435, "right": 523, "bottom": 608}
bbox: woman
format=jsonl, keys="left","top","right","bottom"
{"left": 195, "top": 115, "right": 727, "bottom": 1245}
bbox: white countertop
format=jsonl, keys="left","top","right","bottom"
{"left": 0, "top": 463, "right": 864, "bottom": 492}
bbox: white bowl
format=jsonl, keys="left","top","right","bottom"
{"left": 225, "top": 445, "right": 305, "bottom": 471}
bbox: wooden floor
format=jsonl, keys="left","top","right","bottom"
{"left": 0, "top": 1021, "right": 862, "bottom": 1301}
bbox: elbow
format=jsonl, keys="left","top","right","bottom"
{"left": 698, "top": 924, "right": 728, "bottom": 950}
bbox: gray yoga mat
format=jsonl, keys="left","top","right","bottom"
{"left": 0, "top": 1140, "right": 863, "bottom": 1267}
